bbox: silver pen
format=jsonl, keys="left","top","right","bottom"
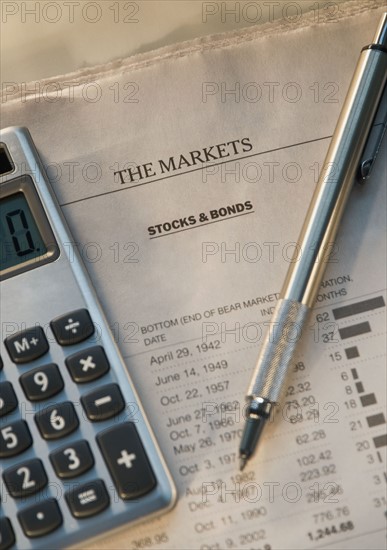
{"left": 239, "top": 13, "right": 387, "bottom": 471}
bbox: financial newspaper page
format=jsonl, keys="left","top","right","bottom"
{"left": 1, "top": 3, "right": 386, "bottom": 548}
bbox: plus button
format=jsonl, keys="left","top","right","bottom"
{"left": 117, "top": 450, "right": 137, "bottom": 469}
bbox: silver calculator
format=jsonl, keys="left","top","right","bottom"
{"left": 0, "top": 127, "right": 176, "bottom": 550}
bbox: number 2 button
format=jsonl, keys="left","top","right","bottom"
{"left": 50, "top": 441, "right": 94, "bottom": 479}
{"left": 35, "top": 402, "right": 79, "bottom": 440}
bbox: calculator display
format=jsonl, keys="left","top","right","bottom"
{"left": 0, "top": 192, "right": 51, "bottom": 274}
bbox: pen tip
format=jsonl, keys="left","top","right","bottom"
{"left": 239, "top": 456, "right": 247, "bottom": 471}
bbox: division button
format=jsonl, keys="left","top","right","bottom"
{"left": 65, "top": 479, "right": 110, "bottom": 519}
{"left": 50, "top": 440, "right": 94, "bottom": 479}
{"left": 18, "top": 499, "right": 62, "bottom": 538}
{"left": 35, "top": 402, "right": 79, "bottom": 440}
{"left": 19, "top": 364, "right": 64, "bottom": 401}
{"left": 0, "top": 420, "right": 32, "bottom": 459}
{"left": 4, "top": 326, "right": 49, "bottom": 364}
{"left": 3, "top": 459, "right": 48, "bottom": 498}
{"left": 0, "top": 517, "right": 15, "bottom": 550}
{"left": 81, "top": 384, "right": 124, "bottom": 421}
{"left": 50, "top": 309, "right": 94, "bottom": 346}
{"left": 0, "top": 382, "right": 18, "bottom": 417}
{"left": 97, "top": 423, "right": 156, "bottom": 500}
{"left": 66, "top": 346, "right": 110, "bottom": 383}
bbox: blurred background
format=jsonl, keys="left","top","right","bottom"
{"left": 2, "top": 0, "right": 350, "bottom": 83}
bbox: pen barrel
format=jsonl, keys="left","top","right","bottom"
{"left": 247, "top": 298, "right": 309, "bottom": 402}
{"left": 281, "top": 45, "right": 387, "bottom": 308}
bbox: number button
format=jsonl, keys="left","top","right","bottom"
{"left": 19, "top": 364, "right": 64, "bottom": 401}
{"left": 97, "top": 423, "right": 156, "bottom": 500}
{"left": 18, "top": 499, "right": 62, "bottom": 538}
{"left": 4, "top": 326, "right": 49, "bottom": 364}
{"left": 65, "top": 479, "right": 110, "bottom": 519}
{"left": 3, "top": 459, "right": 48, "bottom": 498}
{"left": 50, "top": 309, "right": 94, "bottom": 346}
{"left": 50, "top": 440, "right": 94, "bottom": 479}
{"left": 66, "top": 346, "right": 110, "bottom": 383}
{"left": 0, "top": 382, "right": 18, "bottom": 417}
{"left": 0, "top": 517, "right": 15, "bottom": 550}
{"left": 35, "top": 402, "right": 79, "bottom": 440}
{"left": 0, "top": 421, "right": 32, "bottom": 458}
{"left": 81, "top": 384, "right": 125, "bottom": 422}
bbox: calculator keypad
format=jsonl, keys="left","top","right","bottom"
{"left": 1, "top": 308, "right": 159, "bottom": 548}
{"left": 20, "top": 363, "right": 64, "bottom": 401}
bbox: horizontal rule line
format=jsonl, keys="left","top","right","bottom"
{"left": 149, "top": 210, "right": 255, "bottom": 239}
{"left": 60, "top": 135, "right": 331, "bottom": 207}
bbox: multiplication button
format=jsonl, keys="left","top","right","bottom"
{"left": 66, "top": 346, "right": 110, "bottom": 383}
{"left": 97, "top": 423, "right": 156, "bottom": 500}
{"left": 4, "top": 326, "right": 49, "bottom": 364}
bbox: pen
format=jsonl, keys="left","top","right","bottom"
{"left": 239, "top": 13, "right": 387, "bottom": 471}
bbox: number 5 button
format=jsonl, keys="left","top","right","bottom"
{"left": 50, "top": 440, "right": 94, "bottom": 479}
{"left": 35, "top": 402, "right": 79, "bottom": 440}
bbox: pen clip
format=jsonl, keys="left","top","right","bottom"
{"left": 356, "top": 83, "right": 387, "bottom": 184}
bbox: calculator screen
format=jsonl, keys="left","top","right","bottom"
{"left": 0, "top": 184, "right": 59, "bottom": 279}
{"left": 0, "top": 193, "right": 48, "bottom": 271}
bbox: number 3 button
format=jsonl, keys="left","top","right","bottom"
{"left": 35, "top": 402, "right": 79, "bottom": 440}
{"left": 50, "top": 440, "right": 94, "bottom": 479}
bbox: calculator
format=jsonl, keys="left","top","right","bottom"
{"left": 0, "top": 127, "right": 176, "bottom": 550}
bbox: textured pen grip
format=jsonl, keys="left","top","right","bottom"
{"left": 247, "top": 299, "right": 310, "bottom": 403}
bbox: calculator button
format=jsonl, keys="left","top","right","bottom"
{"left": 35, "top": 402, "right": 79, "bottom": 440}
{"left": 50, "top": 440, "right": 94, "bottom": 479}
{"left": 65, "top": 479, "right": 110, "bottom": 519}
{"left": 0, "top": 517, "right": 15, "bottom": 550}
{"left": 97, "top": 423, "right": 156, "bottom": 500}
{"left": 4, "top": 326, "right": 49, "bottom": 364}
{"left": 18, "top": 498, "right": 62, "bottom": 538}
{"left": 66, "top": 346, "right": 110, "bottom": 383}
{"left": 81, "top": 384, "right": 125, "bottom": 421}
{"left": 50, "top": 309, "right": 94, "bottom": 346}
{"left": 0, "top": 421, "right": 32, "bottom": 458}
{"left": 19, "top": 364, "right": 64, "bottom": 401}
{"left": 3, "top": 459, "right": 48, "bottom": 498}
{"left": 0, "top": 382, "right": 18, "bottom": 417}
